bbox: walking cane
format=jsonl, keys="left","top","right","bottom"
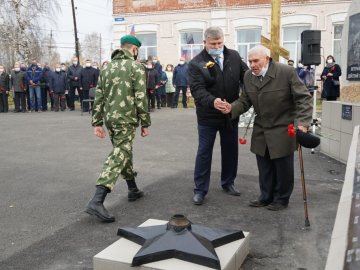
{"left": 298, "top": 144, "right": 310, "bottom": 228}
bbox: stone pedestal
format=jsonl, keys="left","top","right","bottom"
{"left": 94, "top": 219, "right": 250, "bottom": 270}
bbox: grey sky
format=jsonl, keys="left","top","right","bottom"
{"left": 53, "top": 0, "right": 113, "bottom": 62}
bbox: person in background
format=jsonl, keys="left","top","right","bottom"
{"left": 11, "top": 62, "right": 27, "bottom": 113}
{"left": 156, "top": 69, "right": 167, "bottom": 109}
{"left": 165, "top": 64, "right": 175, "bottom": 107}
{"left": 101, "top": 61, "right": 109, "bottom": 70}
{"left": 295, "top": 61, "right": 304, "bottom": 77}
{"left": 92, "top": 61, "right": 100, "bottom": 84}
{"left": 299, "top": 65, "right": 316, "bottom": 96}
{"left": 0, "top": 65, "right": 10, "bottom": 113}
{"left": 20, "top": 63, "right": 30, "bottom": 111}
{"left": 67, "top": 56, "right": 82, "bottom": 111}
{"left": 145, "top": 60, "right": 159, "bottom": 112}
{"left": 172, "top": 57, "right": 189, "bottom": 108}
{"left": 287, "top": 59, "right": 294, "bottom": 67}
{"left": 26, "top": 59, "right": 43, "bottom": 112}
{"left": 50, "top": 63, "right": 68, "bottom": 112}
{"left": 152, "top": 56, "right": 162, "bottom": 75}
{"left": 321, "top": 55, "right": 342, "bottom": 101}
{"left": 80, "top": 59, "right": 97, "bottom": 112}
{"left": 40, "top": 63, "right": 53, "bottom": 111}
{"left": 60, "top": 63, "right": 70, "bottom": 109}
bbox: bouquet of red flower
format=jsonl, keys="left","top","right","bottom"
{"left": 239, "top": 111, "right": 255, "bottom": 145}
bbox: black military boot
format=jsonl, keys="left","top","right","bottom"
{"left": 126, "top": 179, "right": 144, "bottom": 202}
{"left": 85, "top": 185, "right": 115, "bottom": 222}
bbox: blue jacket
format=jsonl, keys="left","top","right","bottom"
{"left": 173, "top": 64, "right": 189, "bottom": 87}
{"left": 50, "top": 71, "right": 69, "bottom": 93}
{"left": 26, "top": 64, "right": 42, "bottom": 84}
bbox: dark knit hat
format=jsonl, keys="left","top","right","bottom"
{"left": 120, "top": 35, "right": 142, "bottom": 47}
{"left": 296, "top": 130, "right": 320, "bottom": 148}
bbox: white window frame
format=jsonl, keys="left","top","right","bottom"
{"left": 282, "top": 24, "right": 311, "bottom": 65}
{"left": 136, "top": 32, "right": 157, "bottom": 61}
{"left": 333, "top": 24, "right": 343, "bottom": 63}
{"left": 179, "top": 30, "right": 204, "bottom": 61}
{"left": 235, "top": 28, "right": 262, "bottom": 63}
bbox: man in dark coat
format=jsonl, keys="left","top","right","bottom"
{"left": 188, "top": 26, "right": 248, "bottom": 205}
{"left": 80, "top": 59, "right": 97, "bottom": 112}
{"left": 172, "top": 57, "right": 189, "bottom": 108}
{"left": 11, "top": 63, "right": 27, "bottom": 112}
{"left": 145, "top": 60, "right": 159, "bottom": 112}
{"left": 40, "top": 63, "right": 53, "bottom": 111}
{"left": 67, "top": 57, "right": 82, "bottom": 111}
{"left": 0, "top": 65, "right": 10, "bottom": 113}
{"left": 224, "top": 45, "right": 313, "bottom": 211}
{"left": 50, "top": 63, "right": 69, "bottom": 112}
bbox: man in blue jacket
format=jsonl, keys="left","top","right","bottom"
{"left": 26, "top": 59, "right": 43, "bottom": 112}
{"left": 172, "top": 57, "right": 189, "bottom": 108}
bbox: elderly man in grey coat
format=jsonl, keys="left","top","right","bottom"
{"left": 221, "top": 45, "right": 313, "bottom": 211}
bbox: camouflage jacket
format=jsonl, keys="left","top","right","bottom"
{"left": 92, "top": 49, "right": 151, "bottom": 128}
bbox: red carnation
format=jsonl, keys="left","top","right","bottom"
{"left": 239, "top": 138, "right": 247, "bottom": 144}
{"left": 287, "top": 124, "right": 296, "bottom": 137}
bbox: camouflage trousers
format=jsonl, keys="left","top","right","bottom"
{"left": 96, "top": 125, "right": 137, "bottom": 190}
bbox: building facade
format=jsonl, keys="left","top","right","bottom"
{"left": 112, "top": 0, "right": 351, "bottom": 68}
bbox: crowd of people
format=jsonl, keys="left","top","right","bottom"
{"left": 0, "top": 54, "right": 192, "bottom": 114}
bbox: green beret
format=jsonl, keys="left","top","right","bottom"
{"left": 120, "top": 35, "right": 142, "bottom": 47}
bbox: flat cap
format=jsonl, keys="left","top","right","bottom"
{"left": 120, "top": 35, "right": 142, "bottom": 47}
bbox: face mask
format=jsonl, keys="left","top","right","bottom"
{"left": 55, "top": 68, "right": 60, "bottom": 72}
{"left": 61, "top": 67, "right": 66, "bottom": 71}
{"left": 327, "top": 59, "right": 333, "bottom": 64}
{"left": 208, "top": 47, "right": 223, "bottom": 56}
{"left": 179, "top": 61, "right": 185, "bottom": 65}
{"left": 86, "top": 63, "right": 91, "bottom": 67}
{"left": 92, "top": 66, "right": 97, "bottom": 69}
{"left": 14, "top": 67, "right": 20, "bottom": 72}
{"left": 298, "top": 63, "right": 304, "bottom": 68}
{"left": 166, "top": 68, "right": 171, "bottom": 71}
{"left": 73, "top": 61, "right": 78, "bottom": 65}
{"left": 152, "top": 60, "right": 157, "bottom": 63}
{"left": 147, "top": 65, "right": 152, "bottom": 69}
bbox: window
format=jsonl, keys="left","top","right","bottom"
{"left": 333, "top": 24, "right": 343, "bottom": 63}
{"left": 180, "top": 31, "right": 203, "bottom": 62}
{"left": 283, "top": 26, "right": 310, "bottom": 64}
{"left": 236, "top": 29, "right": 261, "bottom": 63}
{"left": 136, "top": 33, "right": 157, "bottom": 60}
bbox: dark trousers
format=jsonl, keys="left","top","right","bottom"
{"left": 41, "top": 86, "right": 52, "bottom": 110}
{"left": 256, "top": 149, "right": 294, "bottom": 205}
{"left": 194, "top": 123, "right": 238, "bottom": 195}
{"left": 147, "top": 89, "right": 155, "bottom": 111}
{"left": 166, "top": 93, "right": 174, "bottom": 107}
{"left": 0, "top": 93, "right": 9, "bottom": 112}
{"left": 14, "top": 92, "right": 26, "bottom": 112}
{"left": 26, "top": 88, "right": 31, "bottom": 110}
{"left": 69, "top": 86, "right": 80, "bottom": 110}
{"left": 82, "top": 89, "right": 89, "bottom": 112}
{"left": 53, "top": 93, "right": 66, "bottom": 111}
{"left": 173, "top": 86, "right": 187, "bottom": 108}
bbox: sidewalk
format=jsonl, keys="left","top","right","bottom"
{"left": 0, "top": 108, "right": 345, "bottom": 269}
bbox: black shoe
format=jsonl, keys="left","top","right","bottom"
{"left": 70, "top": 108, "right": 75, "bottom": 111}
{"left": 193, "top": 193, "right": 204, "bottom": 205}
{"left": 249, "top": 200, "right": 270, "bottom": 207}
{"left": 222, "top": 185, "right": 241, "bottom": 196}
{"left": 85, "top": 186, "right": 115, "bottom": 222}
{"left": 266, "top": 202, "right": 288, "bottom": 211}
{"left": 128, "top": 188, "right": 144, "bottom": 202}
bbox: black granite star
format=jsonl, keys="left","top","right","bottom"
{"left": 117, "top": 215, "right": 244, "bottom": 269}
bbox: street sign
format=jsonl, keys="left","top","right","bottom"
{"left": 114, "top": 17, "right": 125, "bottom": 22}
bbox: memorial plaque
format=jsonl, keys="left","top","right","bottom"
{"left": 342, "top": 104, "right": 353, "bottom": 120}
{"left": 347, "top": 13, "right": 360, "bottom": 81}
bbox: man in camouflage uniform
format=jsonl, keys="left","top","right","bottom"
{"left": 85, "top": 35, "right": 151, "bottom": 223}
